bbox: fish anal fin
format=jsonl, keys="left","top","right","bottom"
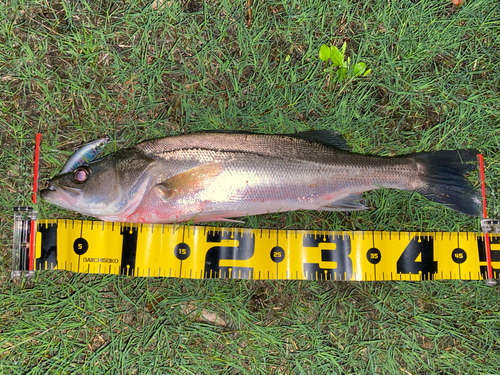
{"left": 157, "top": 162, "right": 223, "bottom": 200}
{"left": 195, "top": 217, "right": 245, "bottom": 224}
{"left": 320, "top": 194, "right": 368, "bottom": 211}
{"left": 192, "top": 211, "right": 247, "bottom": 223}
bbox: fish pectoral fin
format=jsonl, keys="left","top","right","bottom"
{"left": 320, "top": 194, "right": 368, "bottom": 211}
{"left": 156, "top": 162, "right": 223, "bottom": 200}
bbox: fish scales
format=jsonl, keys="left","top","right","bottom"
{"left": 139, "top": 133, "right": 419, "bottom": 189}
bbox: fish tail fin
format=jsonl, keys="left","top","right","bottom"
{"left": 414, "top": 150, "right": 482, "bottom": 216}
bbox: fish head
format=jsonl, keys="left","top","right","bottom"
{"left": 41, "top": 156, "right": 127, "bottom": 218}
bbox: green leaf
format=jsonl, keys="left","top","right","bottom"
{"left": 336, "top": 67, "right": 348, "bottom": 82}
{"left": 319, "top": 45, "right": 331, "bottom": 62}
{"left": 330, "top": 46, "right": 343, "bottom": 66}
{"left": 363, "top": 68, "right": 371, "bottom": 76}
{"left": 341, "top": 41, "right": 347, "bottom": 55}
{"left": 352, "top": 62, "right": 366, "bottom": 77}
{"left": 344, "top": 56, "right": 350, "bottom": 68}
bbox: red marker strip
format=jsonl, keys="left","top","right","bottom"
{"left": 29, "top": 133, "right": 42, "bottom": 271}
{"left": 33, "top": 133, "right": 41, "bottom": 204}
{"left": 477, "top": 154, "right": 492, "bottom": 279}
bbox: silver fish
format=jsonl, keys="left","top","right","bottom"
{"left": 59, "top": 136, "right": 110, "bottom": 175}
{"left": 41, "top": 131, "right": 481, "bottom": 223}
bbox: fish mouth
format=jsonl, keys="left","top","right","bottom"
{"left": 40, "top": 188, "right": 56, "bottom": 203}
{"left": 42, "top": 184, "right": 56, "bottom": 192}
{"left": 40, "top": 182, "right": 55, "bottom": 200}
{"left": 40, "top": 183, "right": 82, "bottom": 204}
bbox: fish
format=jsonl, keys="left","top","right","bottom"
{"left": 40, "top": 131, "right": 482, "bottom": 223}
{"left": 59, "top": 136, "right": 110, "bottom": 175}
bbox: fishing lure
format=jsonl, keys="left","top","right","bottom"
{"left": 59, "top": 136, "right": 110, "bottom": 175}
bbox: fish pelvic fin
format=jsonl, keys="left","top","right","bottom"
{"left": 157, "top": 162, "right": 223, "bottom": 200}
{"left": 414, "top": 150, "right": 481, "bottom": 216}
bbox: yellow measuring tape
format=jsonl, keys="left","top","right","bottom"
{"left": 18, "top": 218, "right": 499, "bottom": 281}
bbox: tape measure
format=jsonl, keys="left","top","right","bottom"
{"left": 12, "top": 209, "right": 500, "bottom": 281}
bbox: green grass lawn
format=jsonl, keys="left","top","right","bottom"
{"left": 1, "top": 0, "right": 499, "bottom": 372}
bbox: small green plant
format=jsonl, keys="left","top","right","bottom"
{"left": 319, "top": 42, "right": 371, "bottom": 84}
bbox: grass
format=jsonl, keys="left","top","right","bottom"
{"left": 1, "top": 0, "right": 499, "bottom": 372}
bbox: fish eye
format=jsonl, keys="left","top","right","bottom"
{"left": 73, "top": 167, "right": 90, "bottom": 184}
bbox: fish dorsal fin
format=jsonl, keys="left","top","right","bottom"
{"left": 201, "top": 130, "right": 255, "bottom": 134}
{"left": 203, "top": 130, "right": 351, "bottom": 150}
{"left": 287, "top": 130, "right": 350, "bottom": 151}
